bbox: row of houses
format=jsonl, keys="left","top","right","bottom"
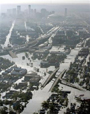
{"left": 39, "top": 91, "right": 70, "bottom": 114}
{"left": 2, "top": 66, "right": 27, "bottom": 76}
{"left": 40, "top": 60, "right": 59, "bottom": 68}
{"left": 23, "top": 72, "right": 41, "bottom": 85}
{"left": 78, "top": 47, "right": 89, "bottom": 56}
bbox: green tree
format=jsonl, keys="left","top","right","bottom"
{"left": 49, "top": 103, "right": 55, "bottom": 112}
{"left": 33, "top": 113, "right": 38, "bottom": 114}
{"left": 42, "top": 101, "right": 49, "bottom": 109}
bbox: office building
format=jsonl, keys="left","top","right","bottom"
{"left": 65, "top": 8, "right": 67, "bottom": 17}
{"left": 17, "top": 5, "right": 21, "bottom": 15}
{"left": 28, "top": 5, "right": 31, "bottom": 14}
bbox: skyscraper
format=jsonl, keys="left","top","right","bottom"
{"left": 65, "top": 8, "right": 67, "bottom": 17}
{"left": 17, "top": 5, "right": 21, "bottom": 15}
{"left": 7, "top": 9, "right": 12, "bottom": 16}
{"left": 12, "top": 8, "right": 16, "bottom": 15}
{"left": 28, "top": 5, "right": 31, "bottom": 14}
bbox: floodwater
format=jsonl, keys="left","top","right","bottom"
{"left": 1, "top": 41, "right": 83, "bottom": 114}
{"left": 59, "top": 46, "right": 81, "bottom": 72}
{"left": 3, "top": 21, "right": 15, "bottom": 48}
{"left": 1, "top": 43, "right": 82, "bottom": 114}
{"left": 22, "top": 44, "right": 81, "bottom": 114}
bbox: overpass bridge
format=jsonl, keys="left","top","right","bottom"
{"left": 49, "top": 69, "right": 84, "bottom": 92}
{"left": 49, "top": 69, "right": 66, "bottom": 92}
{"left": 41, "top": 68, "right": 59, "bottom": 88}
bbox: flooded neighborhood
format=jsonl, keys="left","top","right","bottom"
{"left": 0, "top": 1, "right": 90, "bottom": 114}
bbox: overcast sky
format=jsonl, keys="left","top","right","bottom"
{"left": 0, "top": 0, "right": 90, "bottom": 4}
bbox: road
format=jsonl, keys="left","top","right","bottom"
{"left": 49, "top": 68, "right": 84, "bottom": 92}
{"left": 49, "top": 69, "right": 66, "bottom": 92}
{"left": 61, "top": 79, "right": 84, "bottom": 91}
{"left": 13, "top": 26, "right": 59, "bottom": 51}
{"left": 41, "top": 68, "right": 59, "bottom": 88}
{"left": 4, "top": 21, "right": 15, "bottom": 48}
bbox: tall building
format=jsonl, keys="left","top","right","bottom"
{"left": 12, "top": 8, "right": 16, "bottom": 15}
{"left": 7, "top": 9, "right": 12, "bottom": 16}
{"left": 17, "top": 5, "right": 21, "bottom": 15}
{"left": 65, "top": 8, "right": 67, "bottom": 17}
{"left": 28, "top": 5, "right": 31, "bottom": 14}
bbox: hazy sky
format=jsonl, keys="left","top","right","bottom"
{"left": 0, "top": 0, "right": 90, "bottom": 4}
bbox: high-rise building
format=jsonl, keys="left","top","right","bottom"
{"left": 17, "top": 5, "right": 21, "bottom": 15}
{"left": 28, "top": 5, "right": 31, "bottom": 14}
{"left": 12, "top": 8, "right": 16, "bottom": 15}
{"left": 65, "top": 8, "right": 67, "bottom": 17}
{"left": 7, "top": 9, "right": 12, "bottom": 16}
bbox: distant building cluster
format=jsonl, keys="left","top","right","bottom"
{"left": 0, "top": 4, "right": 54, "bottom": 19}
{"left": 0, "top": 5, "right": 36, "bottom": 18}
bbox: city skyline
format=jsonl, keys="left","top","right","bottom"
{"left": 0, "top": 0, "right": 90, "bottom": 4}
{"left": 0, "top": 1, "right": 90, "bottom": 114}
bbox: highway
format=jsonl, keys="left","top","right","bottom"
{"left": 2, "top": 26, "right": 60, "bottom": 58}
{"left": 49, "top": 69, "right": 66, "bottom": 92}
{"left": 61, "top": 79, "right": 84, "bottom": 91}
{"left": 41, "top": 68, "right": 59, "bottom": 88}
{"left": 49, "top": 68, "right": 84, "bottom": 91}
{"left": 13, "top": 26, "right": 59, "bottom": 51}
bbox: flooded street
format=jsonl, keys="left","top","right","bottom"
{"left": 59, "top": 46, "right": 81, "bottom": 72}
{"left": 0, "top": 41, "right": 82, "bottom": 114}
{"left": 22, "top": 84, "right": 52, "bottom": 114}
{"left": 0, "top": 3, "right": 90, "bottom": 114}
{"left": 3, "top": 21, "right": 15, "bottom": 48}
{"left": 24, "top": 21, "right": 30, "bottom": 42}
{"left": 22, "top": 45, "right": 81, "bottom": 114}
{"left": 0, "top": 24, "right": 87, "bottom": 113}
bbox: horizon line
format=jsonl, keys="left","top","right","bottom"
{"left": 0, "top": 3, "right": 90, "bottom": 5}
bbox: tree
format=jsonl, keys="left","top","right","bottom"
{"left": 42, "top": 101, "right": 49, "bottom": 109}
{"left": 33, "top": 112, "right": 38, "bottom": 114}
{"left": 49, "top": 103, "right": 55, "bottom": 112}
{"left": 22, "top": 56, "right": 25, "bottom": 60}
{"left": 25, "top": 52, "right": 29, "bottom": 58}
{"left": 75, "top": 77, "right": 79, "bottom": 83}
{"left": 0, "top": 107, "right": 8, "bottom": 114}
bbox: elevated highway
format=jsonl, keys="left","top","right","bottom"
{"left": 49, "top": 69, "right": 66, "bottom": 92}
{"left": 41, "top": 68, "right": 59, "bottom": 88}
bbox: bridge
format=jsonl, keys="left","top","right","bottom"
{"left": 49, "top": 69, "right": 66, "bottom": 92}
{"left": 49, "top": 69, "right": 84, "bottom": 91}
{"left": 61, "top": 80, "right": 84, "bottom": 91}
{"left": 41, "top": 68, "right": 59, "bottom": 88}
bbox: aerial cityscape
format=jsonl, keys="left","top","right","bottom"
{"left": 0, "top": 2, "right": 90, "bottom": 114}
